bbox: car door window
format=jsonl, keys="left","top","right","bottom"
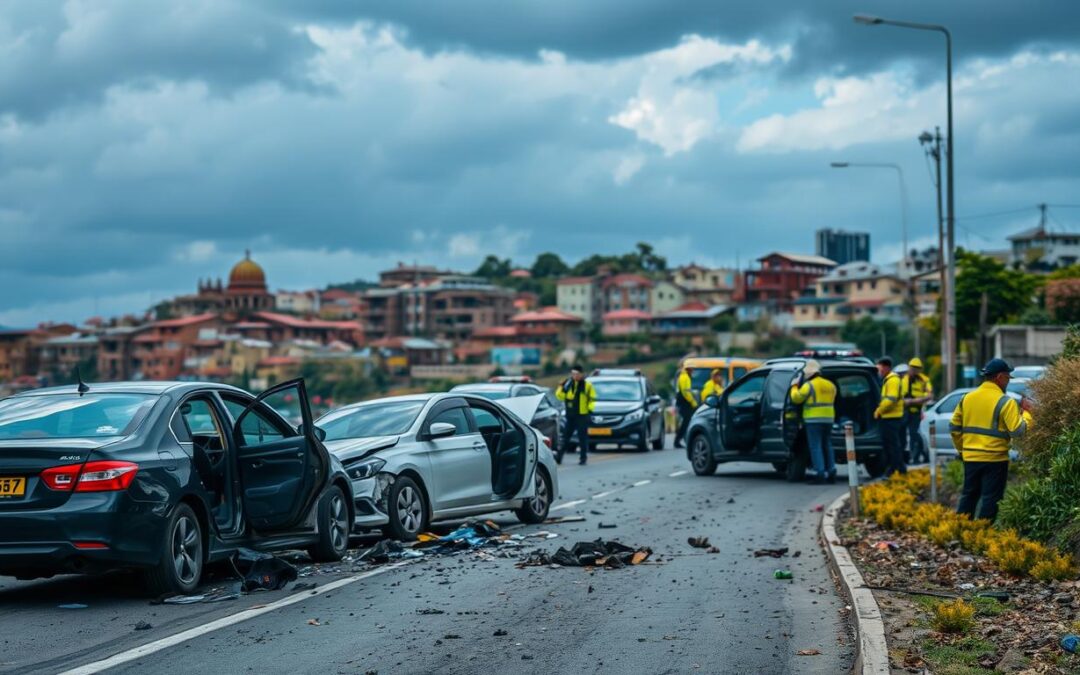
{"left": 428, "top": 407, "right": 471, "bottom": 436}
{"left": 732, "top": 367, "right": 748, "bottom": 382}
{"left": 727, "top": 375, "right": 766, "bottom": 407}
{"left": 175, "top": 398, "right": 225, "bottom": 448}
{"left": 764, "top": 371, "right": 796, "bottom": 410}
{"left": 223, "top": 397, "right": 288, "bottom": 446}
{"left": 472, "top": 407, "right": 502, "bottom": 431}
{"left": 936, "top": 394, "right": 963, "bottom": 415}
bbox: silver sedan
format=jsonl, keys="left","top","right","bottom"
{"left": 919, "top": 388, "right": 1023, "bottom": 459}
{"left": 316, "top": 393, "right": 560, "bottom": 540}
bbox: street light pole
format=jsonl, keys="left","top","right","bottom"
{"left": 830, "top": 161, "right": 917, "bottom": 355}
{"left": 854, "top": 14, "right": 957, "bottom": 392}
{"left": 920, "top": 128, "right": 946, "bottom": 376}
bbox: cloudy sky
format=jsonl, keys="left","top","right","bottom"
{"left": 1, "top": 1, "right": 1079, "bottom": 325}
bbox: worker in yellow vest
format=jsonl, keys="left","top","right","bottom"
{"left": 789, "top": 360, "right": 837, "bottom": 484}
{"left": 874, "top": 356, "right": 906, "bottom": 477}
{"left": 951, "top": 358, "right": 1033, "bottom": 521}
{"left": 674, "top": 364, "right": 698, "bottom": 449}
{"left": 555, "top": 364, "right": 597, "bottom": 466}
{"left": 700, "top": 368, "right": 724, "bottom": 402}
{"left": 902, "top": 357, "right": 934, "bottom": 464}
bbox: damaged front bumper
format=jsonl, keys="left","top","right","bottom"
{"left": 349, "top": 473, "right": 394, "bottom": 529}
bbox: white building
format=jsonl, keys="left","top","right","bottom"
{"left": 1009, "top": 226, "right": 1080, "bottom": 271}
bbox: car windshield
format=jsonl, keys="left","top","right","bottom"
{"left": 1011, "top": 367, "right": 1044, "bottom": 380}
{"left": 319, "top": 401, "right": 425, "bottom": 440}
{"left": 591, "top": 379, "right": 643, "bottom": 402}
{"left": 0, "top": 393, "right": 157, "bottom": 441}
{"left": 451, "top": 387, "right": 511, "bottom": 400}
{"left": 689, "top": 369, "right": 718, "bottom": 389}
{"left": 1006, "top": 380, "right": 1030, "bottom": 396}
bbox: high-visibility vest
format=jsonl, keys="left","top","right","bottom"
{"left": 677, "top": 371, "right": 698, "bottom": 408}
{"left": 904, "top": 373, "right": 934, "bottom": 414}
{"left": 950, "top": 381, "right": 1031, "bottom": 462}
{"left": 875, "top": 372, "right": 904, "bottom": 420}
{"left": 701, "top": 380, "right": 724, "bottom": 401}
{"left": 555, "top": 379, "right": 597, "bottom": 416}
{"left": 789, "top": 376, "right": 836, "bottom": 424}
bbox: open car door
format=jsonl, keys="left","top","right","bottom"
{"left": 231, "top": 379, "right": 328, "bottom": 532}
{"left": 718, "top": 373, "right": 766, "bottom": 453}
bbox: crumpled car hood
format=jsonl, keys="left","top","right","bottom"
{"left": 324, "top": 435, "right": 401, "bottom": 462}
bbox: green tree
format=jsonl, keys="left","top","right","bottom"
{"left": 530, "top": 252, "right": 569, "bottom": 278}
{"left": 954, "top": 250, "right": 1041, "bottom": 339}
{"left": 840, "top": 317, "right": 912, "bottom": 361}
{"left": 473, "top": 255, "right": 512, "bottom": 279}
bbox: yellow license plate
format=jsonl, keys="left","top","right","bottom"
{"left": 588, "top": 427, "right": 613, "bottom": 436}
{"left": 0, "top": 477, "right": 26, "bottom": 498}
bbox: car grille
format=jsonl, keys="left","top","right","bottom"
{"left": 591, "top": 415, "right": 622, "bottom": 425}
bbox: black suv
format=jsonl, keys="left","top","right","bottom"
{"left": 683, "top": 358, "right": 886, "bottom": 481}
{"left": 582, "top": 374, "right": 666, "bottom": 453}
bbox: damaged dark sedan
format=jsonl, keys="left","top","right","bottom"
{"left": 0, "top": 379, "right": 352, "bottom": 596}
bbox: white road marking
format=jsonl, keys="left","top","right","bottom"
{"left": 550, "top": 499, "right": 587, "bottom": 511}
{"left": 632, "top": 480, "right": 651, "bottom": 487}
{"left": 668, "top": 470, "right": 689, "bottom": 477}
{"left": 59, "top": 562, "right": 412, "bottom": 675}
{"left": 591, "top": 490, "right": 616, "bottom": 499}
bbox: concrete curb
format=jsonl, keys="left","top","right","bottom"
{"left": 820, "top": 492, "right": 891, "bottom": 674}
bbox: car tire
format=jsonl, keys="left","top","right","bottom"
{"left": 307, "top": 485, "right": 350, "bottom": 563}
{"left": 144, "top": 502, "right": 203, "bottom": 597}
{"left": 771, "top": 461, "right": 787, "bottom": 474}
{"left": 864, "top": 456, "right": 887, "bottom": 479}
{"left": 689, "top": 433, "right": 717, "bottom": 476}
{"left": 515, "top": 468, "right": 552, "bottom": 524}
{"left": 382, "top": 476, "right": 428, "bottom": 542}
{"left": 652, "top": 423, "right": 665, "bottom": 450}
{"left": 636, "top": 424, "right": 650, "bottom": 452}
{"left": 785, "top": 451, "right": 808, "bottom": 482}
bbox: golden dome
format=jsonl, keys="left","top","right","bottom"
{"left": 228, "top": 250, "right": 267, "bottom": 289}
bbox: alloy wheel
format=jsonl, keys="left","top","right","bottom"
{"left": 397, "top": 486, "right": 423, "bottom": 534}
{"left": 691, "top": 437, "right": 710, "bottom": 472}
{"left": 529, "top": 471, "right": 549, "bottom": 515}
{"left": 329, "top": 492, "right": 349, "bottom": 552}
{"left": 171, "top": 514, "right": 201, "bottom": 585}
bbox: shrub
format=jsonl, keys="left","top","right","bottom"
{"left": 1031, "top": 553, "right": 1074, "bottom": 581}
{"left": 998, "top": 424, "right": 1080, "bottom": 549}
{"left": 942, "top": 459, "right": 964, "bottom": 491}
{"left": 1023, "top": 357, "right": 1080, "bottom": 475}
{"left": 930, "top": 599, "right": 976, "bottom": 634}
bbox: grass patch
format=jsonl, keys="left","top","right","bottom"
{"left": 921, "top": 636, "right": 998, "bottom": 675}
{"left": 931, "top": 599, "right": 977, "bottom": 633}
{"left": 969, "top": 596, "right": 1008, "bottom": 617}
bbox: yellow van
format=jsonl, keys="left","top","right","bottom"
{"left": 682, "top": 356, "right": 764, "bottom": 400}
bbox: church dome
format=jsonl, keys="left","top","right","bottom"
{"left": 228, "top": 251, "right": 267, "bottom": 290}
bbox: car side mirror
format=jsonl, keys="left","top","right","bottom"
{"left": 704, "top": 395, "right": 720, "bottom": 408}
{"left": 297, "top": 423, "right": 327, "bottom": 442}
{"left": 428, "top": 422, "right": 457, "bottom": 439}
{"left": 647, "top": 394, "right": 662, "bottom": 405}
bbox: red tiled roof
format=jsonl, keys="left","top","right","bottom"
{"left": 473, "top": 326, "right": 519, "bottom": 338}
{"left": 848, "top": 298, "right": 888, "bottom": 308}
{"left": 320, "top": 289, "right": 354, "bottom": 301}
{"left": 234, "top": 321, "right": 272, "bottom": 329}
{"left": 258, "top": 356, "right": 300, "bottom": 367}
{"left": 556, "top": 276, "right": 595, "bottom": 286}
{"left": 153, "top": 312, "right": 218, "bottom": 328}
{"left": 603, "top": 309, "right": 652, "bottom": 320}
{"left": 511, "top": 307, "right": 583, "bottom": 323}
{"left": 253, "top": 311, "right": 361, "bottom": 331}
{"left": 672, "top": 301, "right": 709, "bottom": 312}
{"left": 601, "top": 273, "right": 654, "bottom": 289}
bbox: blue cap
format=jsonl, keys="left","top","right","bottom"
{"left": 981, "top": 358, "right": 1014, "bottom": 376}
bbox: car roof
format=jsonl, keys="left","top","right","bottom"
{"left": 451, "top": 383, "right": 517, "bottom": 391}
{"left": 684, "top": 357, "right": 763, "bottom": 368}
{"left": 761, "top": 357, "right": 876, "bottom": 371}
{"left": 10, "top": 381, "right": 247, "bottom": 397}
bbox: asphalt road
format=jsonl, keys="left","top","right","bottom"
{"left": 2, "top": 437, "right": 855, "bottom": 675}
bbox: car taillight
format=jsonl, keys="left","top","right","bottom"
{"left": 542, "top": 436, "right": 552, "bottom": 449}
{"left": 41, "top": 461, "right": 138, "bottom": 493}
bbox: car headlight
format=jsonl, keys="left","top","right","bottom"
{"left": 625, "top": 409, "right": 645, "bottom": 423}
{"left": 347, "top": 458, "right": 385, "bottom": 480}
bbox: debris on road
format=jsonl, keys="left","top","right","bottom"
{"left": 1061, "top": 634, "right": 1078, "bottom": 654}
{"left": 307, "top": 618, "right": 321, "bottom": 626}
{"left": 796, "top": 649, "right": 821, "bottom": 656}
{"left": 773, "top": 570, "right": 793, "bottom": 580}
{"left": 687, "top": 536, "right": 710, "bottom": 549}
{"left": 416, "top": 608, "right": 445, "bottom": 615}
{"left": 544, "top": 515, "right": 586, "bottom": 524}
{"left": 598, "top": 522, "right": 617, "bottom": 529}
{"left": 753, "top": 547, "right": 789, "bottom": 558}
{"left": 234, "top": 548, "right": 298, "bottom": 592}
{"left": 516, "top": 539, "right": 652, "bottom": 570}
{"left": 873, "top": 541, "right": 899, "bottom": 552}
{"left": 134, "top": 621, "right": 152, "bottom": 631}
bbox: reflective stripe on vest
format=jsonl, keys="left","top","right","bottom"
{"left": 951, "top": 394, "right": 1015, "bottom": 440}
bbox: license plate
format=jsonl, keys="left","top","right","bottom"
{"left": 588, "top": 427, "right": 613, "bottom": 437}
{"left": 0, "top": 477, "right": 26, "bottom": 498}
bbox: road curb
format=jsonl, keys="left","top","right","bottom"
{"left": 820, "top": 492, "right": 890, "bottom": 675}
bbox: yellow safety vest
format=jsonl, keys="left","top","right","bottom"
{"left": 677, "top": 371, "right": 698, "bottom": 407}
{"left": 903, "top": 373, "right": 933, "bottom": 414}
{"left": 555, "top": 379, "right": 597, "bottom": 416}
{"left": 789, "top": 376, "right": 836, "bottom": 424}
{"left": 875, "top": 372, "right": 904, "bottom": 419}
{"left": 701, "top": 380, "right": 724, "bottom": 402}
{"left": 950, "top": 381, "right": 1031, "bottom": 462}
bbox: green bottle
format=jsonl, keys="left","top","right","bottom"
{"left": 774, "top": 570, "right": 793, "bottom": 579}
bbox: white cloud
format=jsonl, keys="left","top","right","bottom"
{"left": 448, "top": 233, "right": 480, "bottom": 257}
{"left": 613, "top": 154, "right": 646, "bottom": 185}
{"left": 173, "top": 240, "right": 218, "bottom": 263}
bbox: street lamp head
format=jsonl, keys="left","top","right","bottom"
{"left": 853, "top": 14, "right": 883, "bottom": 25}
{"left": 918, "top": 131, "right": 933, "bottom": 145}
{"left": 830, "top": 162, "right": 850, "bottom": 168}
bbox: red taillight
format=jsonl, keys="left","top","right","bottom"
{"left": 542, "top": 436, "right": 552, "bottom": 449}
{"left": 73, "top": 542, "right": 109, "bottom": 550}
{"left": 41, "top": 461, "right": 138, "bottom": 493}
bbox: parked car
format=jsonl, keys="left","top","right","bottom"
{"left": 0, "top": 379, "right": 352, "bottom": 595}
{"left": 681, "top": 357, "right": 764, "bottom": 402}
{"left": 1011, "top": 366, "right": 1046, "bottom": 381}
{"left": 449, "top": 382, "right": 564, "bottom": 456}
{"left": 317, "top": 393, "right": 559, "bottom": 541}
{"left": 584, "top": 374, "right": 666, "bottom": 452}
{"left": 919, "top": 387, "right": 1023, "bottom": 458}
{"left": 684, "top": 358, "right": 886, "bottom": 481}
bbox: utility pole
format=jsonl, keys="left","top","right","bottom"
{"left": 920, "top": 127, "right": 946, "bottom": 376}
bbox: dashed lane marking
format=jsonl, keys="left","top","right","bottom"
{"left": 550, "top": 499, "right": 587, "bottom": 511}
{"left": 591, "top": 490, "right": 617, "bottom": 499}
{"left": 668, "top": 470, "right": 689, "bottom": 477}
{"left": 632, "top": 480, "right": 652, "bottom": 487}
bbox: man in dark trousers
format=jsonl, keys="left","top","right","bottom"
{"left": 874, "top": 356, "right": 906, "bottom": 477}
{"left": 555, "top": 364, "right": 597, "bottom": 466}
{"left": 674, "top": 363, "right": 698, "bottom": 449}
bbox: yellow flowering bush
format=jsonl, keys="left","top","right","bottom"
{"left": 930, "top": 599, "right": 976, "bottom": 634}
{"left": 859, "top": 469, "right": 1075, "bottom": 581}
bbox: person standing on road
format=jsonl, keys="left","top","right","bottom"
{"left": 951, "top": 358, "right": 1033, "bottom": 521}
{"left": 789, "top": 360, "right": 837, "bottom": 484}
{"left": 674, "top": 364, "right": 698, "bottom": 449}
{"left": 902, "top": 357, "right": 934, "bottom": 464}
{"left": 873, "top": 356, "right": 906, "bottom": 477}
{"left": 700, "top": 368, "right": 724, "bottom": 402}
{"left": 555, "top": 364, "right": 597, "bottom": 466}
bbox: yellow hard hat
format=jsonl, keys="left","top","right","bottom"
{"left": 908, "top": 357, "right": 924, "bottom": 369}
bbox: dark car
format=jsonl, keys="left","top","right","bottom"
{"left": 684, "top": 358, "right": 886, "bottom": 481}
{"left": 582, "top": 375, "right": 666, "bottom": 453}
{"left": 449, "top": 382, "right": 564, "bottom": 454}
{"left": 0, "top": 379, "right": 353, "bottom": 595}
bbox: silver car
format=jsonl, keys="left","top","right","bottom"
{"left": 316, "top": 393, "right": 560, "bottom": 540}
{"left": 919, "top": 387, "right": 1022, "bottom": 458}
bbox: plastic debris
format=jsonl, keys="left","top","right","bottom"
{"left": 796, "top": 649, "right": 821, "bottom": 656}
{"left": 1061, "top": 635, "right": 1079, "bottom": 654}
{"left": 544, "top": 516, "right": 587, "bottom": 524}
{"left": 134, "top": 621, "right": 152, "bottom": 631}
{"left": 774, "top": 570, "right": 793, "bottom": 580}
{"left": 975, "top": 591, "right": 1010, "bottom": 603}
{"left": 162, "top": 595, "right": 206, "bottom": 605}
{"left": 812, "top": 504, "right": 824, "bottom": 512}
{"left": 687, "top": 536, "right": 711, "bottom": 549}
{"left": 307, "top": 618, "right": 321, "bottom": 626}
{"left": 516, "top": 539, "right": 652, "bottom": 570}
{"left": 874, "top": 541, "right": 899, "bottom": 552}
{"left": 598, "top": 523, "right": 617, "bottom": 529}
{"left": 754, "top": 547, "right": 789, "bottom": 558}
{"left": 233, "top": 548, "right": 298, "bottom": 592}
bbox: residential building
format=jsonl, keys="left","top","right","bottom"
{"left": 509, "top": 307, "right": 585, "bottom": 347}
{"left": 651, "top": 303, "right": 731, "bottom": 336}
{"left": 989, "top": 325, "right": 1068, "bottom": 366}
{"left": 275, "top": 290, "right": 321, "bottom": 315}
{"left": 649, "top": 280, "right": 687, "bottom": 314}
{"left": 370, "top": 337, "right": 450, "bottom": 374}
{"left": 233, "top": 312, "right": 363, "bottom": 346}
{"left": 816, "top": 229, "right": 870, "bottom": 266}
{"left": 671, "top": 264, "right": 738, "bottom": 306}
{"left": 0, "top": 329, "right": 39, "bottom": 383}
{"left": 600, "top": 274, "right": 653, "bottom": 313}
{"left": 791, "top": 261, "right": 909, "bottom": 342}
{"left": 1008, "top": 226, "right": 1080, "bottom": 271}
{"left": 556, "top": 276, "right": 602, "bottom": 324}
{"left": 378, "top": 263, "right": 456, "bottom": 288}
{"left": 602, "top": 309, "right": 651, "bottom": 337}
{"left": 97, "top": 326, "right": 145, "bottom": 381}
{"left": 359, "top": 275, "right": 513, "bottom": 342}
{"left": 130, "top": 313, "right": 222, "bottom": 381}
{"left": 38, "top": 333, "right": 99, "bottom": 381}
{"left": 740, "top": 252, "right": 837, "bottom": 313}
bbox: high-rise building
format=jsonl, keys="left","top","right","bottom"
{"left": 816, "top": 229, "right": 870, "bottom": 266}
